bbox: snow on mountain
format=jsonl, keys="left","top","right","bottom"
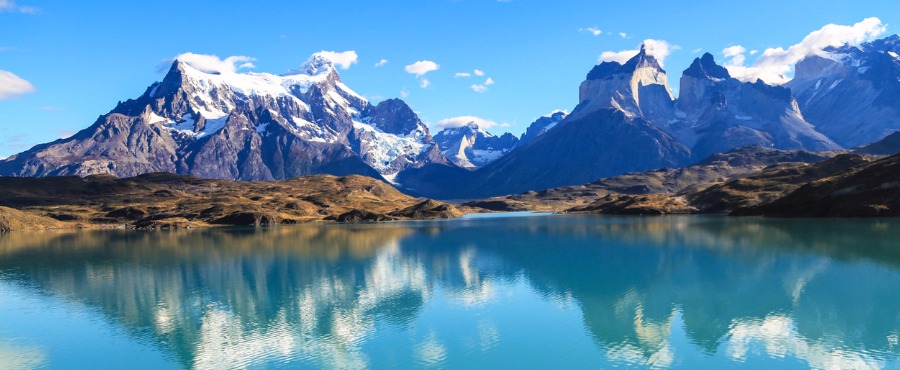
{"left": 433, "top": 122, "right": 518, "bottom": 168}
{"left": 0, "top": 54, "right": 450, "bottom": 183}
{"left": 787, "top": 34, "right": 900, "bottom": 147}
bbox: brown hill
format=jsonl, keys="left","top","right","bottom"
{"left": 0, "top": 173, "right": 463, "bottom": 230}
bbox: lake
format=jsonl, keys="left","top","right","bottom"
{"left": 0, "top": 214, "right": 898, "bottom": 369}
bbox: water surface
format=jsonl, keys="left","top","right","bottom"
{"left": 0, "top": 215, "right": 898, "bottom": 369}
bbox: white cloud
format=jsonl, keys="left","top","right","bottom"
{"left": 173, "top": 53, "right": 256, "bottom": 74}
{"left": 436, "top": 116, "right": 502, "bottom": 129}
{"left": 598, "top": 39, "right": 678, "bottom": 67}
{"left": 405, "top": 60, "right": 440, "bottom": 76}
{"left": 722, "top": 45, "right": 746, "bottom": 58}
{"left": 691, "top": 48, "right": 703, "bottom": 54}
{"left": 420, "top": 79, "right": 430, "bottom": 88}
{"left": 599, "top": 50, "right": 638, "bottom": 65}
{"left": 619, "top": 32, "right": 628, "bottom": 39}
{"left": 0, "top": 70, "right": 36, "bottom": 100}
{"left": 473, "top": 69, "right": 485, "bottom": 76}
{"left": 374, "top": 59, "right": 388, "bottom": 67}
{"left": 454, "top": 72, "right": 472, "bottom": 78}
{"left": 750, "top": 50, "right": 759, "bottom": 55}
{"left": 471, "top": 77, "right": 493, "bottom": 93}
{"left": 312, "top": 50, "right": 358, "bottom": 69}
{"left": 0, "top": 0, "right": 37, "bottom": 13}
{"left": 400, "top": 89, "right": 410, "bottom": 98}
{"left": 722, "top": 17, "right": 886, "bottom": 84}
{"left": 580, "top": 27, "right": 602, "bottom": 36}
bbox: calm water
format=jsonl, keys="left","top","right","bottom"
{"left": 0, "top": 215, "right": 898, "bottom": 369}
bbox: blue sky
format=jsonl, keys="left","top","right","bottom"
{"left": 1, "top": 0, "right": 899, "bottom": 158}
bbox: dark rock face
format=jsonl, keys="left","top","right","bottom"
{"left": 516, "top": 111, "right": 567, "bottom": 148}
{"left": 853, "top": 131, "right": 900, "bottom": 156}
{"left": 441, "top": 108, "right": 691, "bottom": 199}
{"left": 0, "top": 58, "right": 451, "bottom": 186}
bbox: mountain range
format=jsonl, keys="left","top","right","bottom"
{"left": 4, "top": 36, "right": 900, "bottom": 200}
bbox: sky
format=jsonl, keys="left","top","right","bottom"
{"left": 1, "top": 0, "right": 899, "bottom": 158}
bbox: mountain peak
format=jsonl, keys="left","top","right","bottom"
{"left": 683, "top": 53, "right": 731, "bottom": 80}
{"left": 622, "top": 45, "right": 664, "bottom": 73}
{"left": 288, "top": 54, "right": 336, "bottom": 77}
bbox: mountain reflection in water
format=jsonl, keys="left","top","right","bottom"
{"left": 0, "top": 215, "right": 898, "bottom": 369}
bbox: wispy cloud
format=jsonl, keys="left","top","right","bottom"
{"left": 436, "top": 116, "right": 504, "bottom": 129}
{"left": 722, "top": 17, "right": 886, "bottom": 84}
{"left": 0, "top": 134, "right": 30, "bottom": 150}
{"left": 400, "top": 89, "right": 410, "bottom": 98}
{"left": 473, "top": 69, "right": 485, "bottom": 77}
{"left": 170, "top": 53, "right": 256, "bottom": 74}
{"left": 0, "top": 70, "right": 36, "bottom": 100}
{"left": 454, "top": 72, "right": 472, "bottom": 78}
{"left": 619, "top": 32, "right": 629, "bottom": 39}
{"left": 374, "top": 59, "right": 388, "bottom": 67}
{"left": 0, "top": 0, "right": 37, "bottom": 14}
{"left": 420, "top": 79, "right": 431, "bottom": 88}
{"left": 471, "top": 77, "right": 494, "bottom": 93}
{"left": 579, "top": 27, "right": 602, "bottom": 36}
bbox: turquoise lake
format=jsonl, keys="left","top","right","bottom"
{"left": 0, "top": 214, "right": 898, "bottom": 369}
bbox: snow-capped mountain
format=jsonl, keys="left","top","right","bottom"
{"left": 516, "top": 110, "right": 567, "bottom": 148}
{"left": 433, "top": 122, "right": 518, "bottom": 168}
{"left": 668, "top": 53, "right": 841, "bottom": 160}
{"left": 787, "top": 35, "right": 900, "bottom": 147}
{"left": 0, "top": 54, "right": 450, "bottom": 183}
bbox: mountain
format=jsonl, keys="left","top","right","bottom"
{"left": 429, "top": 47, "right": 691, "bottom": 199}
{"left": 667, "top": 53, "right": 841, "bottom": 160}
{"left": 463, "top": 146, "right": 830, "bottom": 212}
{"left": 572, "top": 45, "right": 675, "bottom": 123}
{"left": 853, "top": 131, "right": 900, "bottom": 156}
{"left": 516, "top": 110, "right": 567, "bottom": 147}
{"left": 433, "top": 122, "right": 518, "bottom": 168}
{"left": 787, "top": 35, "right": 900, "bottom": 147}
{"left": 740, "top": 152, "right": 900, "bottom": 217}
{"left": 0, "top": 55, "right": 451, "bottom": 185}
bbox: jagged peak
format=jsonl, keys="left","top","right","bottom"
{"left": 586, "top": 45, "right": 664, "bottom": 81}
{"left": 284, "top": 54, "right": 338, "bottom": 78}
{"left": 683, "top": 53, "right": 731, "bottom": 80}
{"left": 749, "top": 78, "right": 792, "bottom": 100}
{"left": 622, "top": 45, "right": 664, "bottom": 72}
